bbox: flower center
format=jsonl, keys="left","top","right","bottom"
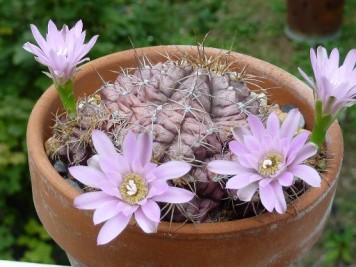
{"left": 258, "top": 152, "right": 282, "bottom": 177}
{"left": 119, "top": 173, "right": 148, "bottom": 205}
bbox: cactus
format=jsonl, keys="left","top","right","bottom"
{"left": 46, "top": 45, "right": 268, "bottom": 222}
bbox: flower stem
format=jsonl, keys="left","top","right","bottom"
{"left": 55, "top": 80, "right": 76, "bottom": 118}
{"left": 310, "top": 122, "right": 328, "bottom": 147}
{"left": 310, "top": 100, "right": 334, "bottom": 147}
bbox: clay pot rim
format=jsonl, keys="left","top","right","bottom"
{"left": 27, "top": 45, "right": 343, "bottom": 236}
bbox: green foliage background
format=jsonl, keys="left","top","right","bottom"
{"left": 0, "top": 0, "right": 355, "bottom": 265}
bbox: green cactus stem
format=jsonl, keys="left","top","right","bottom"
{"left": 310, "top": 99, "right": 335, "bottom": 148}
{"left": 55, "top": 80, "right": 76, "bottom": 118}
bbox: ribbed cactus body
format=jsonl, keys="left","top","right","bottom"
{"left": 47, "top": 49, "right": 267, "bottom": 222}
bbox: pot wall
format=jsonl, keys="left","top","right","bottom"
{"left": 27, "top": 46, "right": 344, "bottom": 267}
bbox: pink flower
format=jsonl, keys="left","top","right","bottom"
{"left": 23, "top": 20, "right": 98, "bottom": 86}
{"left": 208, "top": 110, "right": 320, "bottom": 214}
{"left": 69, "top": 130, "right": 194, "bottom": 245}
{"left": 299, "top": 46, "right": 356, "bottom": 114}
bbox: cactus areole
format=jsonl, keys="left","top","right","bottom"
{"left": 27, "top": 46, "right": 343, "bottom": 266}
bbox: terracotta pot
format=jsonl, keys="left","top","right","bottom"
{"left": 27, "top": 46, "right": 344, "bottom": 267}
{"left": 285, "top": 0, "right": 344, "bottom": 42}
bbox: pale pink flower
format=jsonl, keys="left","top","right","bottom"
{"left": 299, "top": 46, "right": 356, "bottom": 114}
{"left": 69, "top": 130, "right": 194, "bottom": 245}
{"left": 23, "top": 20, "right": 98, "bottom": 86}
{"left": 208, "top": 110, "right": 320, "bottom": 214}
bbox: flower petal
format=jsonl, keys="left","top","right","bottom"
{"left": 102, "top": 154, "right": 131, "bottom": 176}
{"left": 278, "top": 172, "right": 294, "bottom": 187}
{"left": 152, "top": 186, "right": 194, "bottom": 204}
{"left": 289, "top": 164, "right": 321, "bottom": 187}
{"left": 137, "top": 132, "right": 153, "bottom": 166}
{"left": 259, "top": 183, "right": 275, "bottom": 212}
{"left": 238, "top": 154, "right": 259, "bottom": 169}
{"left": 99, "top": 156, "right": 122, "bottom": 186}
{"left": 298, "top": 67, "right": 316, "bottom": 89}
{"left": 144, "top": 163, "right": 159, "bottom": 182}
{"left": 81, "top": 34, "right": 99, "bottom": 58}
{"left": 343, "top": 49, "right": 356, "bottom": 72}
{"left": 120, "top": 203, "right": 139, "bottom": 217}
{"left": 97, "top": 179, "right": 121, "bottom": 198}
{"left": 243, "top": 135, "right": 260, "bottom": 152}
{"left": 147, "top": 180, "right": 169, "bottom": 198}
{"left": 92, "top": 130, "right": 117, "bottom": 158}
{"left": 30, "top": 23, "right": 47, "bottom": 52}
{"left": 23, "top": 42, "right": 46, "bottom": 59}
{"left": 229, "top": 140, "right": 249, "bottom": 155}
{"left": 266, "top": 112, "right": 280, "bottom": 137}
{"left": 286, "top": 131, "right": 311, "bottom": 165}
{"left": 207, "top": 160, "right": 241, "bottom": 175}
{"left": 93, "top": 200, "right": 120, "bottom": 225}
{"left": 247, "top": 114, "right": 265, "bottom": 140}
{"left": 122, "top": 131, "right": 137, "bottom": 163}
{"left": 74, "top": 191, "right": 116, "bottom": 210}
{"left": 290, "top": 143, "right": 318, "bottom": 166}
{"left": 152, "top": 161, "right": 191, "bottom": 181}
{"left": 131, "top": 158, "right": 144, "bottom": 175}
{"left": 87, "top": 155, "right": 101, "bottom": 170}
{"left": 280, "top": 109, "right": 301, "bottom": 141}
{"left": 134, "top": 209, "right": 159, "bottom": 234}
{"left": 236, "top": 182, "right": 259, "bottom": 201}
{"left": 69, "top": 166, "right": 106, "bottom": 188}
{"left": 141, "top": 199, "right": 161, "bottom": 223}
{"left": 271, "top": 182, "right": 287, "bottom": 214}
{"left": 97, "top": 213, "right": 131, "bottom": 245}
{"left": 329, "top": 48, "right": 340, "bottom": 66}
{"left": 226, "top": 173, "right": 258, "bottom": 189}
{"left": 259, "top": 178, "right": 272, "bottom": 188}
{"left": 232, "top": 125, "right": 250, "bottom": 142}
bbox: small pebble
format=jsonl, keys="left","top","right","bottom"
{"left": 281, "top": 104, "right": 296, "bottom": 113}
{"left": 65, "top": 179, "right": 83, "bottom": 192}
{"left": 53, "top": 160, "right": 68, "bottom": 175}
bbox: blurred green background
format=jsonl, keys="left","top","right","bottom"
{"left": 0, "top": 0, "right": 355, "bottom": 266}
